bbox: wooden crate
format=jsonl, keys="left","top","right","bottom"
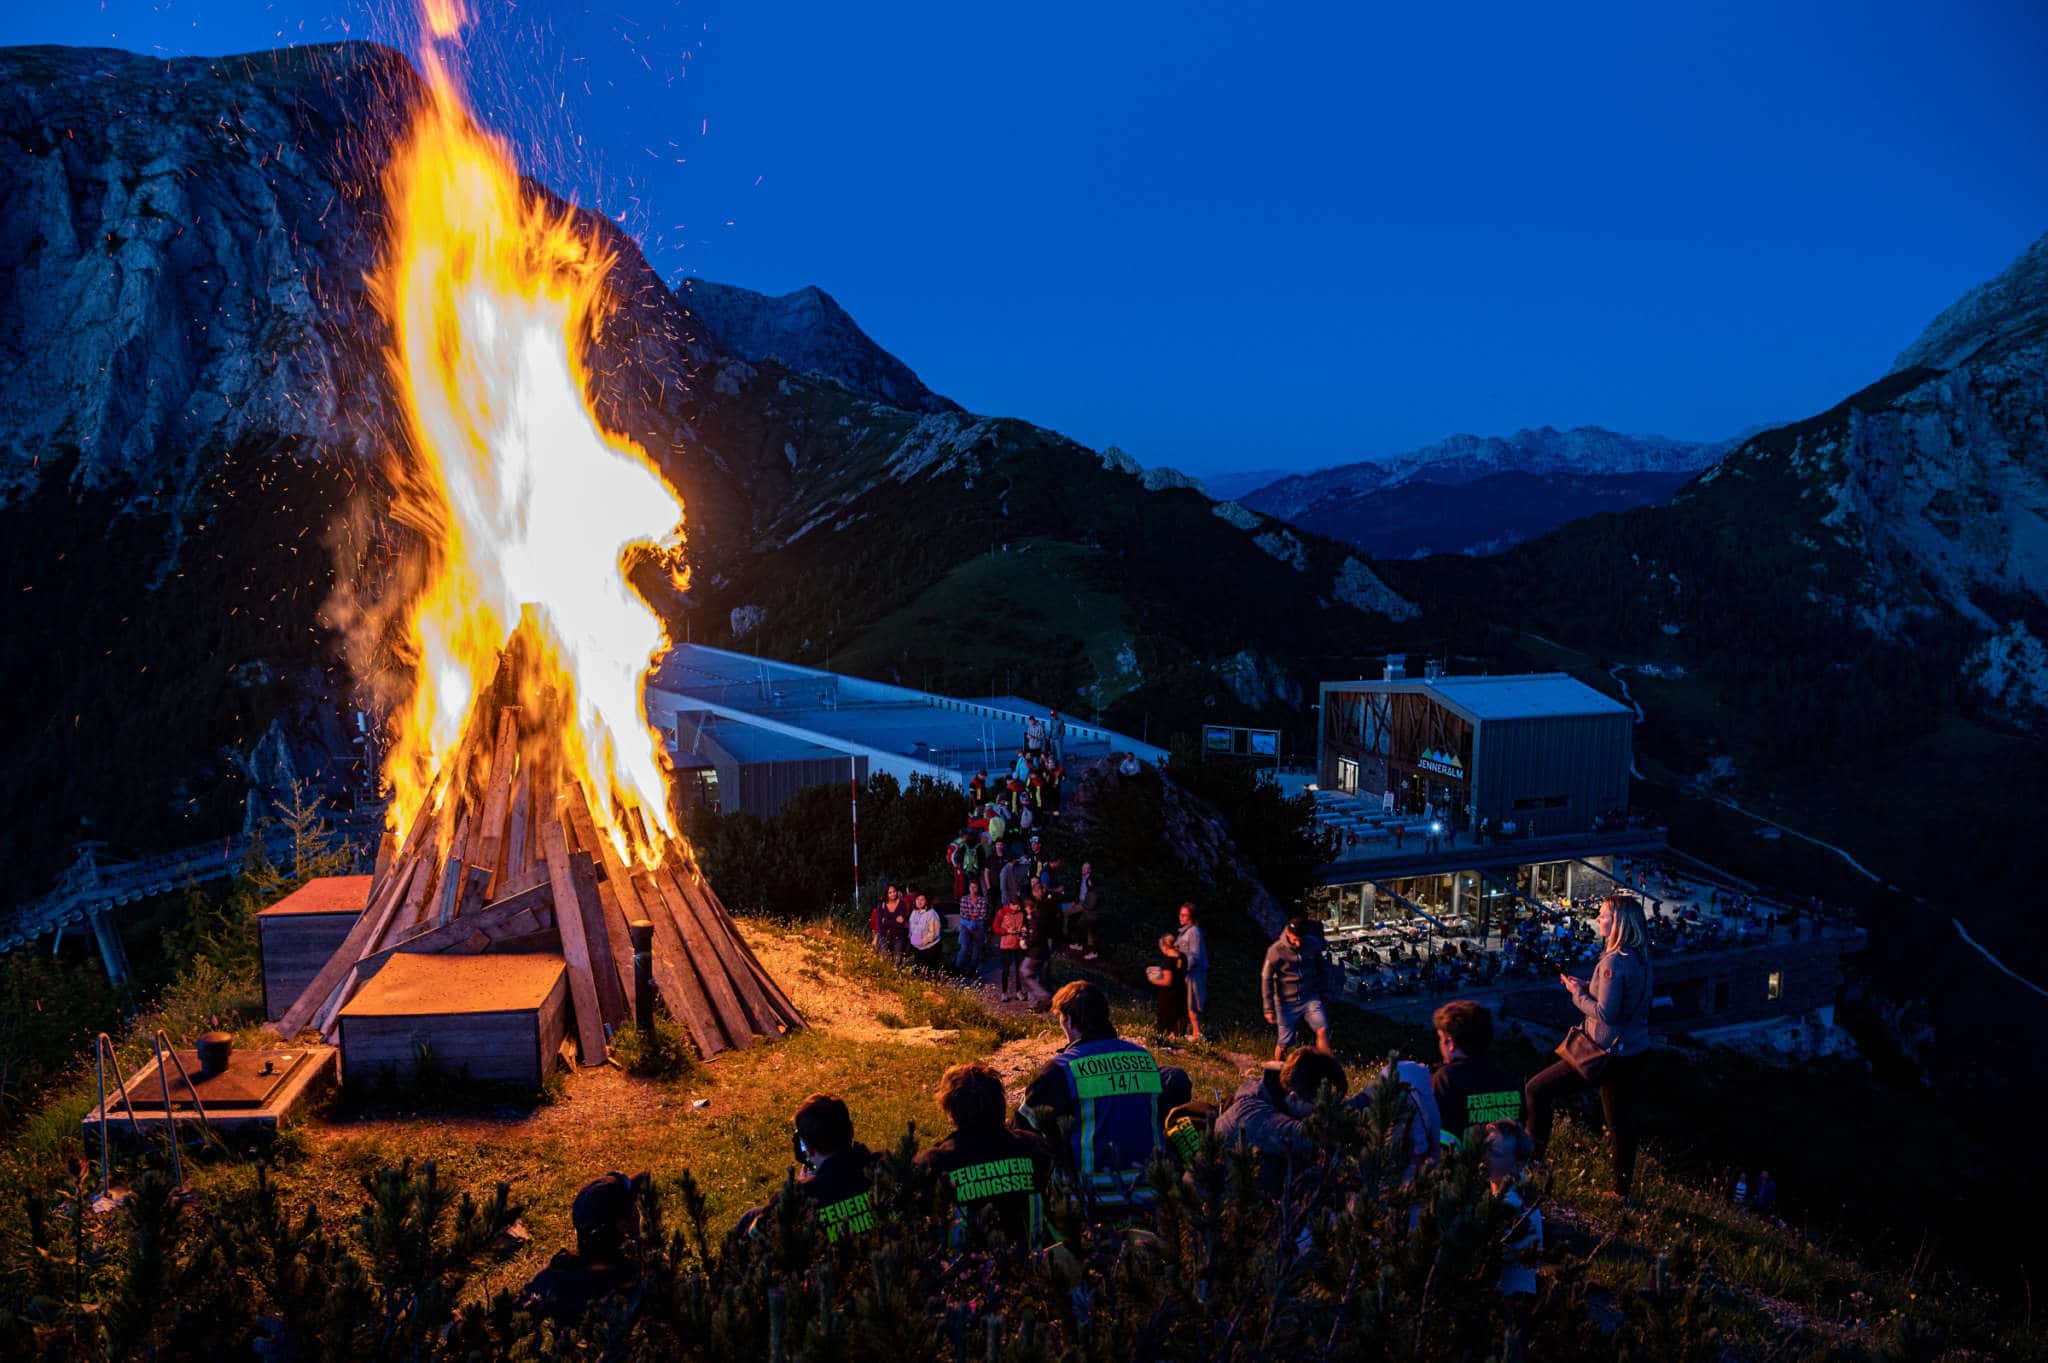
{"left": 257, "top": 875, "right": 371, "bottom": 1021}
{"left": 337, "top": 952, "right": 569, "bottom": 1091}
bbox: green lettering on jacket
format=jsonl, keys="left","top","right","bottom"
{"left": 949, "top": 1156, "right": 1038, "bottom": 1203}
{"left": 817, "top": 1192, "right": 874, "bottom": 1242}
{"left": 1069, "top": 1050, "right": 1162, "bottom": 1100}
{"left": 1467, "top": 1089, "right": 1524, "bottom": 1125}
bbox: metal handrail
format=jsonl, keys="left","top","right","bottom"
{"left": 149, "top": 1031, "right": 209, "bottom": 1188}
{"left": 91, "top": 1032, "right": 143, "bottom": 1205}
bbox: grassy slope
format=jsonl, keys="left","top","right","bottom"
{"left": 2, "top": 900, "right": 2028, "bottom": 1358}
{"left": 830, "top": 538, "right": 1137, "bottom": 707}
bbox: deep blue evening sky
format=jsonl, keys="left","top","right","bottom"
{"left": 8, "top": 2, "right": 2048, "bottom": 475}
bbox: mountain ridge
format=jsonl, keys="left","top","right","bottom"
{"left": 0, "top": 39, "right": 1410, "bottom": 882}
{"left": 1240, "top": 424, "right": 1733, "bottom": 558}
{"left": 678, "top": 277, "right": 959, "bottom": 415}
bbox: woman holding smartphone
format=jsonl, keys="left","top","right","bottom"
{"left": 1524, "top": 894, "right": 1654, "bottom": 1202}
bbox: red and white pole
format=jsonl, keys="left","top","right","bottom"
{"left": 850, "top": 759, "right": 860, "bottom": 918}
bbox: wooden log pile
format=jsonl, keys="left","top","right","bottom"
{"left": 271, "top": 662, "right": 801, "bottom": 1063}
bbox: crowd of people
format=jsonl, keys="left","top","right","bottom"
{"left": 521, "top": 885, "right": 1668, "bottom": 1334}
{"left": 867, "top": 719, "right": 1116, "bottom": 1007}
{"left": 522, "top": 955, "right": 1669, "bottom": 1327}
{"left": 1330, "top": 863, "right": 1846, "bottom": 1009}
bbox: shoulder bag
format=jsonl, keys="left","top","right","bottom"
{"left": 1554, "top": 1024, "right": 1613, "bottom": 1082}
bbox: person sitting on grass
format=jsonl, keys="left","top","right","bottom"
{"left": 1351, "top": 1058, "right": 1442, "bottom": 1183}
{"left": 1019, "top": 982, "right": 1187, "bottom": 1214}
{"left": 1214, "top": 1049, "right": 1348, "bottom": 1192}
{"left": 735, "top": 1094, "right": 879, "bottom": 1244}
{"left": 519, "top": 1171, "right": 645, "bottom": 1326}
{"left": 1430, "top": 999, "right": 1525, "bottom": 1146}
{"left": 915, "top": 1062, "right": 1056, "bottom": 1249}
{"left": 1480, "top": 1119, "right": 1543, "bottom": 1298}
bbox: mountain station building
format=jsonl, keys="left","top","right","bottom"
{"left": 644, "top": 644, "right": 1166, "bottom": 817}
{"left": 1306, "top": 658, "right": 1864, "bottom": 1057}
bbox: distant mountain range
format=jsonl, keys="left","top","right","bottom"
{"left": 1236, "top": 426, "right": 1736, "bottom": 557}
{"left": 1198, "top": 467, "right": 1297, "bottom": 502}
{"left": 1378, "top": 225, "right": 2048, "bottom": 921}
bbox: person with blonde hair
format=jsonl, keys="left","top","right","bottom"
{"left": 1525, "top": 893, "right": 1653, "bottom": 1202}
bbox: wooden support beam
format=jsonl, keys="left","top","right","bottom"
{"left": 434, "top": 812, "right": 474, "bottom": 927}
{"left": 672, "top": 841, "right": 805, "bottom": 1029}
{"left": 397, "top": 824, "right": 440, "bottom": 932}
{"left": 505, "top": 769, "right": 533, "bottom": 883}
{"left": 664, "top": 861, "right": 780, "bottom": 1037}
{"left": 631, "top": 868, "right": 727, "bottom": 1058}
{"left": 568, "top": 849, "right": 627, "bottom": 1027}
{"left": 651, "top": 865, "right": 753, "bottom": 1049}
{"left": 542, "top": 817, "right": 609, "bottom": 1065}
{"left": 565, "top": 794, "right": 641, "bottom": 1025}
{"left": 329, "top": 885, "right": 559, "bottom": 989}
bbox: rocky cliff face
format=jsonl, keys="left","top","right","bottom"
{"left": 0, "top": 43, "right": 762, "bottom": 555}
{"left": 0, "top": 40, "right": 1410, "bottom": 883}
{"left": 1891, "top": 230, "right": 2048, "bottom": 374}
{"left": 679, "top": 278, "right": 958, "bottom": 415}
{"left": 0, "top": 45, "right": 403, "bottom": 509}
{"left": 1681, "top": 230, "right": 2048, "bottom": 716}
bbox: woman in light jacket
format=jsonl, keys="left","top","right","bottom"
{"left": 1525, "top": 893, "right": 1653, "bottom": 1201}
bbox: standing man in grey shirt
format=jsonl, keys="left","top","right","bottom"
{"left": 1262, "top": 916, "right": 1333, "bottom": 1060}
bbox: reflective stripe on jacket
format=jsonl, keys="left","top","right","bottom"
{"left": 1051, "top": 1038, "right": 1163, "bottom": 1208}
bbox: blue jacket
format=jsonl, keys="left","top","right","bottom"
{"left": 1025, "top": 1036, "right": 1164, "bottom": 1209}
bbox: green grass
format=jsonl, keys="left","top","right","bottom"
{"left": 833, "top": 537, "right": 1135, "bottom": 703}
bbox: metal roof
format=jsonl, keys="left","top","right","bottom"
{"left": 647, "top": 644, "right": 1165, "bottom": 783}
{"left": 1324, "top": 671, "right": 1633, "bottom": 721}
{"left": 673, "top": 712, "right": 853, "bottom": 765}
{"left": 1416, "top": 673, "right": 1633, "bottom": 721}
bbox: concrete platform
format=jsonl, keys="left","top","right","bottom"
{"left": 337, "top": 952, "right": 569, "bottom": 1090}
{"left": 83, "top": 1043, "right": 337, "bottom": 1138}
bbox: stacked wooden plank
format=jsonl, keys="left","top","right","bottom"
{"left": 270, "top": 673, "right": 802, "bottom": 1063}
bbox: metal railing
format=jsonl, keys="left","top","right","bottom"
{"left": 3, "top": 812, "right": 382, "bottom": 955}
{"left": 88, "top": 1030, "right": 209, "bottom": 1198}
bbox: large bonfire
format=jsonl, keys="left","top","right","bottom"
{"left": 276, "top": 2, "right": 797, "bottom": 1060}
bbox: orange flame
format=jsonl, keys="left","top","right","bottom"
{"left": 372, "top": 23, "right": 685, "bottom": 857}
